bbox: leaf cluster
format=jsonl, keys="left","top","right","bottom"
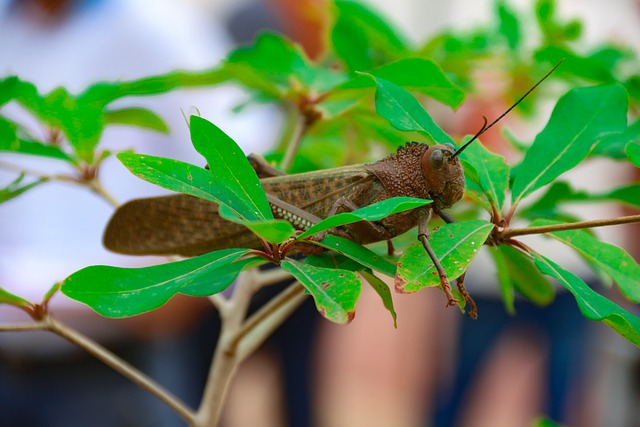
{"left": 2, "top": 0, "right": 640, "bottom": 347}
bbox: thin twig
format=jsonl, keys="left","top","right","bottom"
{"left": 231, "top": 281, "right": 303, "bottom": 353}
{"left": 44, "top": 316, "right": 196, "bottom": 425}
{"left": 196, "top": 270, "right": 307, "bottom": 426}
{"left": 88, "top": 179, "right": 120, "bottom": 208}
{"left": 0, "top": 321, "right": 47, "bottom": 332}
{"left": 0, "top": 160, "right": 74, "bottom": 182}
{"left": 280, "top": 114, "right": 308, "bottom": 171}
{"left": 501, "top": 214, "right": 640, "bottom": 239}
{"left": 237, "top": 281, "right": 307, "bottom": 361}
{"left": 255, "top": 267, "right": 293, "bottom": 287}
{"left": 208, "top": 294, "right": 228, "bottom": 313}
{"left": 196, "top": 270, "right": 257, "bottom": 426}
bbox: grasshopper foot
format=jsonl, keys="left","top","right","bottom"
{"left": 440, "top": 277, "right": 459, "bottom": 308}
{"left": 455, "top": 273, "right": 478, "bottom": 319}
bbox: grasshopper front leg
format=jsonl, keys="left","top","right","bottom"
{"left": 431, "top": 205, "right": 478, "bottom": 319}
{"left": 417, "top": 209, "right": 459, "bottom": 308}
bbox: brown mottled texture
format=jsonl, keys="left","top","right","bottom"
{"left": 104, "top": 165, "right": 376, "bottom": 256}
{"left": 365, "top": 142, "right": 432, "bottom": 200}
{"left": 365, "top": 142, "right": 465, "bottom": 209}
{"left": 104, "top": 143, "right": 466, "bottom": 256}
{"left": 103, "top": 194, "right": 259, "bottom": 256}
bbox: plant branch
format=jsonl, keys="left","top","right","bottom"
{"left": 0, "top": 321, "right": 47, "bottom": 332}
{"left": 196, "top": 269, "right": 258, "bottom": 426}
{"left": 501, "top": 214, "right": 640, "bottom": 239}
{"left": 208, "top": 294, "right": 228, "bottom": 313}
{"left": 255, "top": 267, "right": 294, "bottom": 287}
{"left": 236, "top": 281, "right": 307, "bottom": 361}
{"left": 0, "top": 160, "right": 74, "bottom": 182}
{"left": 44, "top": 316, "right": 196, "bottom": 425}
{"left": 280, "top": 113, "right": 308, "bottom": 171}
{"left": 88, "top": 179, "right": 119, "bottom": 208}
{"left": 196, "top": 269, "right": 305, "bottom": 426}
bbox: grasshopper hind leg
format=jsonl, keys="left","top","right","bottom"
{"left": 454, "top": 273, "right": 478, "bottom": 319}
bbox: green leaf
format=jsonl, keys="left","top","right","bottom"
{"left": 592, "top": 120, "right": 640, "bottom": 159}
{"left": 0, "top": 76, "right": 24, "bottom": 106}
{"left": 500, "top": 245, "right": 555, "bottom": 306}
{"left": 219, "top": 205, "right": 296, "bottom": 244}
{"left": 0, "top": 287, "right": 34, "bottom": 310}
{"left": 497, "top": 0, "right": 521, "bottom": 50}
{"left": 532, "top": 418, "right": 564, "bottom": 427}
{"left": 522, "top": 181, "right": 588, "bottom": 217}
{"left": 1, "top": 138, "right": 76, "bottom": 164}
{"left": 535, "top": 46, "right": 615, "bottom": 83}
{"left": 396, "top": 220, "right": 493, "bottom": 293}
{"left": 0, "top": 118, "right": 76, "bottom": 163}
{"left": 627, "top": 74, "right": 640, "bottom": 101}
{"left": 462, "top": 174, "right": 493, "bottom": 214}
{"left": 281, "top": 259, "right": 361, "bottom": 324}
{"left": 312, "top": 234, "right": 397, "bottom": 278}
{"left": 511, "top": 84, "right": 628, "bottom": 206}
{"left": 488, "top": 246, "right": 515, "bottom": 315}
{"left": 0, "top": 174, "right": 48, "bottom": 204}
{"left": 61, "top": 249, "right": 251, "bottom": 318}
{"left": 374, "top": 59, "right": 464, "bottom": 108}
{"left": 297, "top": 196, "right": 431, "bottom": 239}
{"left": 0, "top": 81, "right": 103, "bottom": 162}
{"left": 526, "top": 181, "right": 640, "bottom": 214}
{"left": 361, "top": 269, "right": 397, "bottom": 327}
{"left": 104, "top": 107, "right": 169, "bottom": 133}
{"left": 331, "top": 0, "right": 408, "bottom": 73}
{"left": 81, "top": 68, "right": 226, "bottom": 98}
{"left": 180, "top": 257, "right": 265, "bottom": 297}
{"left": 226, "top": 32, "right": 309, "bottom": 93}
{"left": 118, "top": 153, "right": 225, "bottom": 205}
{"left": 305, "top": 253, "right": 365, "bottom": 272}
{"left": 626, "top": 141, "right": 640, "bottom": 167}
{"left": 0, "top": 76, "right": 43, "bottom": 109}
{"left": 41, "top": 87, "right": 104, "bottom": 162}
{"left": 4, "top": 71, "right": 223, "bottom": 163}
{"left": 190, "top": 116, "right": 272, "bottom": 221}
{"left": 459, "top": 138, "right": 509, "bottom": 211}
{"left": 224, "top": 32, "right": 344, "bottom": 95}
{"left": 531, "top": 219, "right": 640, "bottom": 303}
{"left": 364, "top": 74, "right": 454, "bottom": 144}
{"left": 533, "top": 254, "right": 640, "bottom": 347}
{"left": 535, "top": 0, "right": 555, "bottom": 28}
{"left": 341, "top": 58, "right": 464, "bottom": 108}
{"left": 597, "top": 184, "right": 640, "bottom": 209}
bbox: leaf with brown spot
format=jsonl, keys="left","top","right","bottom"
{"left": 361, "top": 270, "right": 397, "bottom": 328}
{"left": 281, "top": 259, "right": 361, "bottom": 325}
{"left": 395, "top": 220, "right": 492, "bottom": 293}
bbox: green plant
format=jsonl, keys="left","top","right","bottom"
{"left": 2, "top": 1, "right": 639, "bottom": 425}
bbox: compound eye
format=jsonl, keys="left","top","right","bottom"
{"left": 444, "top": 143, "right": 456, "bottom": 152}
{"left": 430, "top": 149, "right": 444, "bottom": 169}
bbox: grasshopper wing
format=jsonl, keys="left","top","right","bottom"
{"left": 103, "top": 194, "right": 261, "bottom": 256}
{"left": 104, "top": 165, "right": 377, "bottom": 256}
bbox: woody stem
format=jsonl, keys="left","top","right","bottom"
{"left": 501, "top": 214, "right": 640, "bottom": 239}
{"left": 280, "top": 113, "right": 308, "bottom": 171}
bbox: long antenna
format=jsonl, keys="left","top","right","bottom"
{"left": 451, "top": 58, "right": 565, "bottom": 159}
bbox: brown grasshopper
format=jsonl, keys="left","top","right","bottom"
{"left": 104, "top": 61, "right": 562, "bottom": 317}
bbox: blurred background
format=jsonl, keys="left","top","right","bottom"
{"left": 1, "top": 0, "right": 639, "bottom": 426}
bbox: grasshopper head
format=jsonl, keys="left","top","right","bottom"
{"left": 420, "top": 143, "right": 465, "bottom": 209}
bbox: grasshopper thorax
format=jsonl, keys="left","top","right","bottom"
{"left": 420, "top": 143, "right": 465, "bottom": 209}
